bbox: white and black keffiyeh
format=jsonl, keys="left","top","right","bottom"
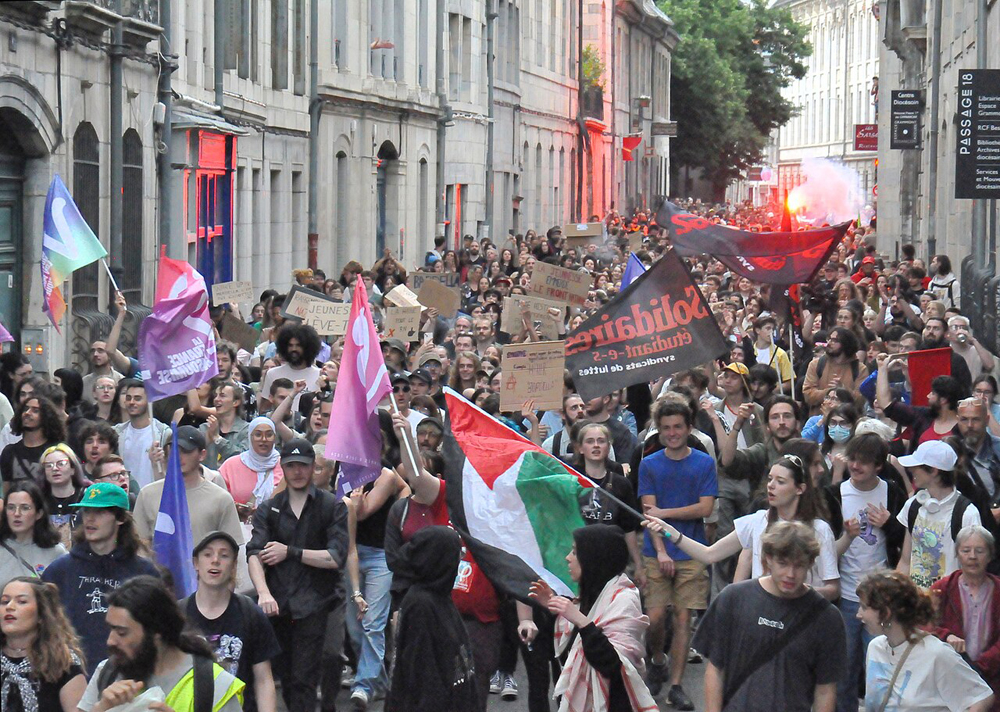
{"left": 0, "top": 654, "right": 37, "bottom": 712}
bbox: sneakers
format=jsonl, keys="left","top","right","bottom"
{"left": 645, "top": 659, "right": 667, "bottom": 697}
{"left": 501, "top": 674, "right": 519, "bottom": 700}
{"left": 667, "top": 684, "right": 695, "bottom": 711}
{"left": 489, "top": 670, "right": 503, "bottom": 695}
{"left": 350, "top": 689, "right": 369, "bottom": 711}
{"left": 687, "top": 647, "right": 703, "bottom": 664}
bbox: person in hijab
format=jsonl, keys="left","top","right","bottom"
{"left": 529, "top": 524, "right": 655, "bottom": 712}
{"left": 219, "top": 417, "right": 284, "bottom": 523}
{"left": 386, "top": 526, "right": 477, "bottom": 712}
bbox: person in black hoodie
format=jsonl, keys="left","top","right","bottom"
{"left": 386, "top": 526, "right": 477, "bottom": 712}
{"left": 40, "top": 482, "right": 159, "bottom": 675}
{"left": 530, "top": 525, "right": 655, "bottom": 712}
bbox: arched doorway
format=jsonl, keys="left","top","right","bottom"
{"left": 376, "top": 141, "right": 399, "bottom": 256}
{"left": 0, "top": 114, "right": 26, "bottom": 350}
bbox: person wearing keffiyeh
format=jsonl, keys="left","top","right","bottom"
{"left": 529, "top": 525, "right": 656, "bottom": 712}
{"left": 0, "top": 577, "right": 86, "bottom": 712}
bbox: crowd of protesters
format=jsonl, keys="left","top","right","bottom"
{"left": 0, "top": 197, "right": 996, "bottom": 712}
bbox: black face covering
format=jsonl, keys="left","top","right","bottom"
{"left": 406, "top": 525, "right": 462, "bottom": 594}
{"left": 573, "top": 524, "right": 630, "bottom": 614}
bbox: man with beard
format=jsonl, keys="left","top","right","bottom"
{"left": 956, "top": 397, "right": 1000, "bottom": 518}
{"left": 42, "top": 483, "right": 160, "bottom": 675}
{"left": 717, "top": 395, "right": 802, "bottom": 492}
{"left": 82, "top": 340, "right": 123, "bottom": 404}
{"left": 581, "top": 394, "right": 638, "bottom": 465}
{"left": 802, "top": 327, "right": 868, "bottom": 416}
{"left": 247, "top": 438, "right": 348, "bottom": 712}
{"left": 259, "top": 323, "right": 323, "bottom": 411}
{"left": 875, "top": 353, "right": 963, "bottom": 453}
{"left": 77, "top": 576, "right": 244, "bottom": 712}
{"left": 0, "top": 394, "right": 65, "bottom": 490}
{"left": 542, "top": 393, "right": 587, "bottom": 463}
{"left": 920, "top": 316, "right": 973, "bottom": 390}
{"left": 114, "top": 380, "right": 170, "bottom": 489}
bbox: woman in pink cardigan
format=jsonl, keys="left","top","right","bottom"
{"left": 931, "top": 525, "right": 1000, "bottom": 710}
{"left": 219, "top": 416, "right": 285, "bottom": 522}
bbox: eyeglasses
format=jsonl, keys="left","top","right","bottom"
{"left": 5, "top": 504, "right": 34, "bottom": 514}
{"left": 393, "top": 385, "right": 411, "bottom": 393}
{"left": 252, "top": 431, "right": 276, "bottom": 440}
{"left": 782, "top": 454, "right": 805, "bottom": 471}
{"left": 95, "top": 470, "right": 129, "bottom": 482}
{"left": 43, "top": 459, "right": 70, "bottom": 471}
{"left": 959, "top": 397, "right": 986, "bottom": 408}
{"left": 973, "top": 389, "right": 994, "bottom": 399}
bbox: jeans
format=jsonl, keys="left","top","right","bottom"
{"left": 837, "top": 597, "right": 873, "bottom": 712}
{"left": 345, "top": 545, "right": 393, "bottom": 697}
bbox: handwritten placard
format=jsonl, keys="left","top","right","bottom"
{"left": 384, "top": 306, "right": 422, "bottom": 342}
{"left": 529, "top": 261, "right": 590, "bottom": 307}
{"left": 409, "top": 271, "right": 461, "bottom": 292}
{"left": 500, "top": 295, "right": 563, "bottom": 340}
{"left": 384, "top": 284, "right": 424, "bottom": 310}
{"left": 280, "top": 286, "right": 351, "bottom": 335}
{"left": 499, "top": 341, "right": 566, "bottom": 412}
{"left": 218, "top": 312, "right": 260, "bottom": 353}
{"left": 417, "top": 279, "right": 461, "bottom": 318}
{"left": 211, "top": 280, "right": 254, "bottom": 306}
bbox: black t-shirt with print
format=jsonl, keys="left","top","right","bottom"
{"left": 692, "top": 579, "right": 846, "bottom": 712}
{"left": 579, "top": 473, "right": 642, "bottom": 533}
{"left": 183, "top": 593, "right": 281, "bottom": 712}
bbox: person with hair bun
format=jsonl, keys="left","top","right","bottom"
{"left": 858, "top": 570, "right": 993, "bottom": 711}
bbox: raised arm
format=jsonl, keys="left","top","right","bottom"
{"left": 105, "top": 291, "right": 134, "bottom": 374}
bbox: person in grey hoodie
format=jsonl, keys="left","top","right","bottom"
{"left": 41, "top": 482, "right": 159, "bottom": 674}
{"left": 0, "top": 480, "right": 66, "bottom": 589}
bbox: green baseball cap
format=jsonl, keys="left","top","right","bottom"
{"left": 70, "top": 482, "right": 130, "bottom": 510}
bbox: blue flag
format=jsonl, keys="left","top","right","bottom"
{"left": 620, "top": 252, "right": 648, "bottom": 289}
{"left": 153, "top": 424, "right": 196, "bottom": 597}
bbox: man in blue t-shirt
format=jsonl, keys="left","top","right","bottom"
{"left": 638, "top": 400, "right": 717, "bottom": 709}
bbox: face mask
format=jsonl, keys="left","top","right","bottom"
{"left": 828, "top": 425, "right": 852, "bottom": 443}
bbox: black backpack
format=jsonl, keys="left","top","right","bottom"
{"left": 906, "top": 494, "right": 972, "bottom": 543}
{"left": 97, "top": 653, "right": 214, "bottom": 712}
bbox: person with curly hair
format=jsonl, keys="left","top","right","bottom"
{"left": 858, "top": 570, "right": 993, "bottom": 711}
{"left": 0, "top": 576, "right": 87, "bottom": 711}
{"left": 1, "top": 395, "right": 66, "bottom": 494}
{"left": 259, "top": 323, "right": 323, "bottom": 411}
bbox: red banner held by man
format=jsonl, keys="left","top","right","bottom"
{"left": 908, "top": 348, "right": 953, "bottom": 407}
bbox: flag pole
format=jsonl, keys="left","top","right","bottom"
{"left": 389, "top": 392, "right": 422, "bottom": 480}
{"left": 101, "top": 258, "right": 121, "bottom": 294}
{"left": 788, "top": 322, "right": 796, "bottom": 396}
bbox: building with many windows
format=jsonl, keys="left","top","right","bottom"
{"left": 0, "top": 0, "right": 676, "bottom": 372}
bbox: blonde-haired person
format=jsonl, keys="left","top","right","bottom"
{"left": 39, "top": 444, "right": 89, "bottom": 548}
{"left": 858, "top": 570, "right": 993, "bottom": 712}
{"left": 0, "top": 576, "right": 87, "bottom": 711}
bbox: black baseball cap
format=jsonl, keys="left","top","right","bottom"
{"left": 280, "top": 438, "right": 315, "bottom": 464}
{"left": 193, "top": 530, "right": 240, "bottom": 557}
{"left": 410, "top": 368, "right": 433, "bottom": 385}
{"left": 164, "top": 425, "right": 207, "bottom": 452}
{"left": 391, "top": 372, "right": 411, "bottom": 385}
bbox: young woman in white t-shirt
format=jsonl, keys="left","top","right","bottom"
{"left": 858, "top": 570, "right": 993, "bottom": 712}
{"left": 644, "top": 454, "right": 841, "bottom": 600}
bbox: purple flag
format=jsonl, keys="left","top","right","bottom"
{"left": 326, "top": 280, "right": 391, "bottom": 494}
{"left": 0, "top": 320, "right": 12, "bottom": 344}
{"left": 138, "top": 263, "right": 219, "bottom": 402}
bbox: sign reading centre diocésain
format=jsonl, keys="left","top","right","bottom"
{"left": 565, "top": 250, "right": 729, "bottom": 401}
{"left": 957, "top": 69, "right": 1000, "bottom": 199}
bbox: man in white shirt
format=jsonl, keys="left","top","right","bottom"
{"left": 896, "top": 440, "right": 982, "bottom": 589}
{"left": 259, "top": 323, "right": 323, "bottom": 411}
{"left": 113, "top": 380, "right": 168, "bottom": 489}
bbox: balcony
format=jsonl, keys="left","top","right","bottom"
{"left": 62, "top": 0, "right": 161, "bottom": 46}
{"left": 582, "top": 86, "right": 604, "bottom": 121}
{"left": 64, "top": 0, "right": 118, "bottom": 39}
{"left": 0, "top": 2, "right": 60, "bottom": 23}
{"left": 121, "top": 0, "right": 161, "bottom": 47}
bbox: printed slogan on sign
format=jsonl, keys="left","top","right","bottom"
{"left": 565, "top": 250, "right": 729, "bottom": 401}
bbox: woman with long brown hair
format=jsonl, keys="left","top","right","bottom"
{"left": 0, "top": 577, "right": 86, "bottom": 711}
{"left": 644, "top": 454, "right": 841, "bottom": 600}
{"left": 448, "top": 351, "right": 482, "bottom": 392}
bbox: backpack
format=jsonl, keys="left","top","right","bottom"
{"left": 97, "top": 652, "right": 214, "bottom": 712}
{"left": 817, "top": 355, "right": 860, "bottom": 384}
{"left": 905, "top": 494, "right": 972, "bottom": 543}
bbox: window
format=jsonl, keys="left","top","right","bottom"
{"left": 292, "top": 171, "right": 305, "bottom": 263}
{"left": 549, "top": 1, "right": 557, "bottom": 72}
{"left": 335, "top": 152, "right": 350, "bottom": 271}
{"left": 548, "top": 146, "right": 555, "bottom": 226}
{"left": 121, "top": 130, "right": 143, "bottom": 304}
{"left": 449, "top": 13, "right": 461, "bottom": 99}
{"left": 419, "top": 159, "right": 429, "bottom": 248}
{"left": 293, "top": 0, "right": 305, "bottom": 94}
{"left": 333, "top": 0, "right": 346, "bottom": 70}
{"left": 271, "top": 0, "right": 288, "bottom": 89}
{"left": 418, "top": 0, "right": 428, "bottom": 84}
{"left": 535, "top": 144, "right": 542, "bottom": 229}
{"left": 462, "top": 16, "right": 472, "bottom": 98}
{"left": 72, "top": 123, "right": 100, "bottom": 311}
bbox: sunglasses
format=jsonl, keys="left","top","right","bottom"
{"left": 393, "top": 385, "right": 411, "bottom": 393}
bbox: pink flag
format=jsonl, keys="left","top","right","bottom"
{"left": 0, "top": 320, "right": 13, "bottom": 344}
{"left": 155, "top": 247, "right": 207, "bottom": 304}
{"left": 325, "top": 280, "right": 391, "bottom": 493}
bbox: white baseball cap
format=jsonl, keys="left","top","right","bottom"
{"left": 897, "top": 440, "right": 958, "bottom": 472}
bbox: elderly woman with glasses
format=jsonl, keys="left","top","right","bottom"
{"left": 645, "top": 453, "right": 841, "bottom": 600}
{"left": 929, "top": 526, "right": 1000, "bottom": 709}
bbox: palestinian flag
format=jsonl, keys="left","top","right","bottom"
{"left": 443, "top": 388, "right": 594, "bottom": 598}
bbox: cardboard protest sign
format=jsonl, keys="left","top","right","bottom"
{"left": 280, "top": 286, "right": 351, "bottom": 335}
{"left": 384, "top": 284, "right": 424, "bottom": 310}
{"left": 211, "top": 280, "right": 254, "bottom": 306}
{"left": 563, "top": 222, "right": 604, "bottom": 250}
{"left": 417, "top": 279, "right": 461, "bottom": 318}
{"left": 565, "top": 250, "right": 729, "bottom": 401}
{"left": 500, "top": 295, "right": 562, "bottom": 340}
{"left": 499, "top": 341, "right": 566, "bottom": 411}
{"left": 218, "top": 312, "right": 260, "bottom": 353}
{"left": 384, "top": 306, "right": 422, "bottom": 342}
{"left": 409, "top": 271, "right": 461, "bottom": 292}
{"left": 529, "top": 261, "right": 590, "bottom": 307}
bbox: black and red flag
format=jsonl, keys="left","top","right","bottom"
{"left": 565, "top": 250, "right": 729, "bottom": 401}
{"left": 655, "top": 201, "right": 849, "bottom": 284}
